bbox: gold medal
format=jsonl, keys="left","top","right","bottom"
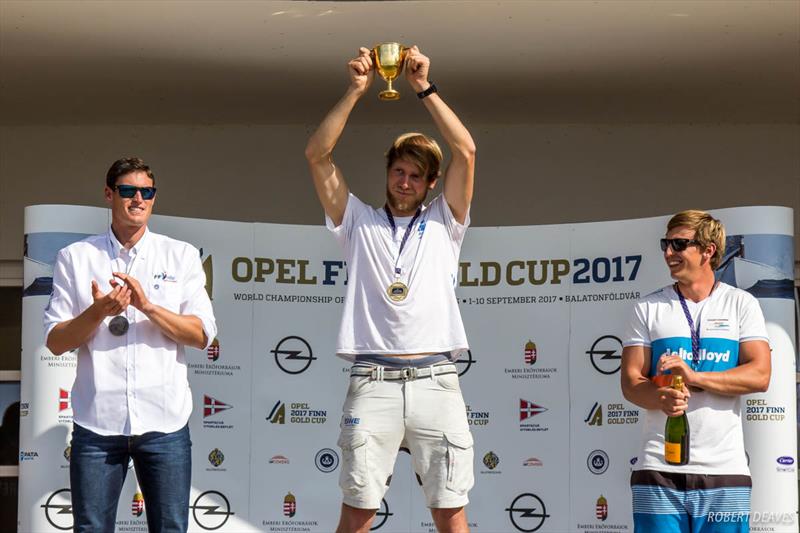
{"left": 387, "top": 281, "right": 409, "bottom": 301}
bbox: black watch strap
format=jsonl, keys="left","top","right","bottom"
{"left": 417, "top": 83, "right": 438, "bottom": 99}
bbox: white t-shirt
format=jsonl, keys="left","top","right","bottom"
{"left": 44, "top": 228, "right": 217, "bottom": 436}
{"left": 326, "top": 193, "right": 469, "bottom": 361}
{"left": 623, "top": 282, "right": 769, "bottom": 475}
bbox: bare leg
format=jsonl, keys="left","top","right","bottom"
{"left": 431, "top": 506, "right": 469, "bottom": 533}
{"left": 336, "top": 503, "right": 377, "bottom": 533}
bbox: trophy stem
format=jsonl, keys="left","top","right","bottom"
{"left": 379, "top": 79, "right": 400, "bottom": 101}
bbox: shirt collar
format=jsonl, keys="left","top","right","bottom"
{"left": 107, "top": 226, "right": 150, "bottom": 258}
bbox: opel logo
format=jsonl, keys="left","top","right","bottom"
{"left": 272, "top": 336, "right": 316, "bottom": 374}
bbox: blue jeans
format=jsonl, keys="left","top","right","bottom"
{"left": 70, "top": 423, "right": 192, "bottom": 533}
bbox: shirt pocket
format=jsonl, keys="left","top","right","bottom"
{"left": 148, "top": 279, "right": 182, "bottom": 312}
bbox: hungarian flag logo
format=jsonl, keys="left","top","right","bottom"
{"left": 596, "top": 495, "right": 608, "bottom": 521}
{"left": 283, "top": 492, "right": 296, "bottom": 518}
{"left": 58, "top": 389, "right": 71, "bottom": 412}
{"left": 204, "top": 395, "right": 232, "bottom": 418}
{"left": 524, "top": 340, "right": 537, "bottom": 365}
{"left": 131, "top": 492, "right": 144, "bottom": 517}
{"left": 207, "top": 338, "right": 220, "bottom": 362}
{"left": 519, "top": 399, "right": 547, "bottom": 421}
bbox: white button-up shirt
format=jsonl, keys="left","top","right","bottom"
{"left": 44, "top": 228, "right": 217, "bottom": 436}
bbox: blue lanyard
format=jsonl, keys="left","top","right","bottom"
{"left": 675, "top": 283, "right": 716, "bottom": 367}
{"left": 384, "top": 205, "right": 422, "bottom": 276}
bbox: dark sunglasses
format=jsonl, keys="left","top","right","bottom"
{"left": 660, "top": 238, "right": 701, "bottom": 252}
{"left": 113, "top": 184, "right": 157, "bottom": 200}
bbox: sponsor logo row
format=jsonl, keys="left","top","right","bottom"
{"left": 23, "top": 442, "right": 795, "bottom": 479}
{"left": 41, "top": 487, "right": 637, "bottom": 532}
{"left": 182, "top": 335, "right": 627, "bottom": 377}
{"left": 35, "top": 387, "right": 789, "bottom": 451}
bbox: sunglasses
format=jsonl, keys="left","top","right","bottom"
{"left": 660, "top": 238, "right": 701, "bottom": 252}
{"left": 113, "top": 184, "right": 157, "bottom": 200}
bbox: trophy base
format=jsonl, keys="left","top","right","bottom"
{"left": 379, "top": 90, "right": 400, "bottom": 101}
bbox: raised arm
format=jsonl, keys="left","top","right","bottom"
{"left": 404, "top": 46, "right": 476, "bottom": 224}
{"left": 305, "top": 47, "right": 374, "bottom": 226}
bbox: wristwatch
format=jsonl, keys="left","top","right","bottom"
{"left": 417, "top": 83, "right": 438, "bottom": 100}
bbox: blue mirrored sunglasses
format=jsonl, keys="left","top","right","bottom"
{"left": 114, "top": 184, "right": 157, "bottom": 200}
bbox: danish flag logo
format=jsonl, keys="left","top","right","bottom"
{"left": 203, "top": 395, "right": 231, "bottom": 418}
{"left": 519, "top": 399, "right": 547, "bottom": 421}
{"left": 58, "top": 389, "right": 71, "bottom": 412}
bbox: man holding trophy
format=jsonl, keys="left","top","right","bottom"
{"left": 305, "top": 45, "right": 476, "bottom": 533}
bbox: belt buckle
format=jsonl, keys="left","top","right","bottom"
{"left": 400, "top": 367, "right": 416, "bottom": 381}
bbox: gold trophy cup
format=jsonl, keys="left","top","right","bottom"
{"left": 372, "top": 43, "right": 407, "bottom": 101}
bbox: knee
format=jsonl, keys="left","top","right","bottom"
{"left": 431, "top": 506, "right": 469, "bottom": 533}
{"left": 337, "top": 503, "right": 376, "bottom": 533}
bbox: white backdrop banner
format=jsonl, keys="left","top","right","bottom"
{"left": 19, "top": 205, "right": 797, "bottom": 533}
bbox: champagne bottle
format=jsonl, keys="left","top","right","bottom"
{"left": 664, "top": 375, "right": 690, "bottom": 465}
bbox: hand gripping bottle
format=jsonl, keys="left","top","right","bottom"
{"left": 664, "top": 375, "right": 690, "bottom": 465}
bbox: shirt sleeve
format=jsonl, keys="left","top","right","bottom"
{"left": 434, "top": 194, "right": 470, "bottom": 245}
{"left": 325, "top": 193, "right": 368, "bottom": 249}
{"left": 622, "top": 300, "right": 651, "bottom": 348}
{"left": 181, "top": 246, "right": 217, "bottom": 349}
{"left": 738, "top": 292, "right": 770, "bottom": 345}
{"left": 43, "top": 248, "right": 78, "bottom": 343}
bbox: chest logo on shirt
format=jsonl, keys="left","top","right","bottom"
{"left": 659, "top": 346, "right": 731, "bottom": 364}
{"left": 705, "top": 318, "right": 730, "bottom": 332}
{"left": 154, "top": 271, "right": 178, "bottom": 282}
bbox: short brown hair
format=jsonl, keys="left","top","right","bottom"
{"left": 385, "top": 133, "right": 442, "bottom": 181}
{"left": 667, "top": 210, "right": 726, "bottom": 269}
{"left": 106, "top": 157, "right": 155, "bottom": 189}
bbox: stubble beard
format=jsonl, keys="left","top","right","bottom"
{"left": 386, "top": 187, "right": 425, "bottom": 216}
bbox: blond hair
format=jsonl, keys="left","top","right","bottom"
{"left": 667, "top": 210, "right": 726, "bottom": 269}
{"left": 385, "top": 132, "right": 443, "bottom": 181}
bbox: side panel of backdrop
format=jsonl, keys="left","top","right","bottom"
{"left": 18, "top": 205, "right": 797, "bottom": 533}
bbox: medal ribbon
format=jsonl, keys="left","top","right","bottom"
{"left": 674, "top": 282, "right": 717, "bottom": 368}
{"left": 384, "top": 205, "right": 422, "bottom": 277}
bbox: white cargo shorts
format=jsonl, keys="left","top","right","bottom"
{"left": 337, "top": 364, "right": 475, "bottom": 510}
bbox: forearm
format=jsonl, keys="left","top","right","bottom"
{"left": 305, "top": 88, "right": 363, "bottom": 163}
{"left": 691, "top": 365, "right": 770, "bottom": 396}
{"left": 46, "top": 305, "right": 104, "bottom": 355}
{"left": 142, "top": 305, "right": 207, "bottom": 349}
{"left": 621, "top": 375, "right": 664, "bottom": 411}
{"left": 417, "top": 89, "right": 476, "bottom": 160}
{"left": 420, "top": 90, "right": 475, "bottom": 222}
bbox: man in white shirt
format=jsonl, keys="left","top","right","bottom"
{"left": 44, "top": 157, "right": 217, "bottom": 533}
{"left": 620, "top": 210, "right": 771, "bottom": 533}
{"left": 305, "top": 47, "right": 476, "bottom": 533}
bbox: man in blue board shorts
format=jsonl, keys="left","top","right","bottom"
{"left": 305, "top": 46, "right": 476, "bottom": 533}
{"left": 621, "top": 209, "right": 771, "bottom": 532}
